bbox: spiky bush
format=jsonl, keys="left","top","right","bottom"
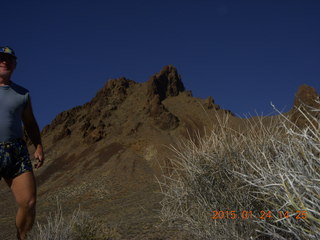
{"left": 237, "top": 105, "right": 320, "bottom": 239}
{"left": 159, "top": 104, "right": 319, "bottom": 239}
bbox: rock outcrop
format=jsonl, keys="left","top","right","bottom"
{"left": 293, "top": 84, "right": 319, "bottom": 108}
{"left": 91, "top": 77, "right": 136, "bottom": 106}
{"left": 147, "top": 65, "right": 185, "bottom": 101}
{"left": 291, "top": 85, "right": 320, "bottom": 127}
{"left": 145, "top": 65, "right": 185, "bottom": 130}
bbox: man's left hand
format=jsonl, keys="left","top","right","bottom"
{"left": 34, "top": 145, "right": 45, "bottom": 169}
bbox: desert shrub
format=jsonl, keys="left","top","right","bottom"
{"left": 159, "top": 104, "right": 319, "bottom": 239}
{"left": 237, "top": 105, "right": 320, "bottom": 239}
{"left": 29, "top": 203, "right": 121, "bottom": 240}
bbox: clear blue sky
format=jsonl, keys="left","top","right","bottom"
{"left": 3, "top": 0, "right": 320, "bottom": 129}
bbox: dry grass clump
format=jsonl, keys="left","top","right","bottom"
{"left": 29, "top": 203, "right": 121, "bottom": 240}
{"left": 159, "top": 104, "right": 319, "bottom": 240}
{"left": 238, "top": 105, "right": 320, "bottom": 239}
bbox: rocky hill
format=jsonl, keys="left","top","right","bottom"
{"left": 0, "top": 65, "right": 318, "bottom": 239}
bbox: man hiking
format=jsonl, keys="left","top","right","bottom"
{"left": 0, "top": 46, "right": 44, "bottom": 240}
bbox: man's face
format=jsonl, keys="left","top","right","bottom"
{"left": 0, "top": 53, "right": 16, "bottom": 78}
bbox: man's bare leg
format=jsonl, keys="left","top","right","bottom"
{"left": 5, "top": 171, "right": 37, "bottom": 240}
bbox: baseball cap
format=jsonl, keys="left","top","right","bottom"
{"left": 0, "top": 46, "right": 17, "bottom": 59}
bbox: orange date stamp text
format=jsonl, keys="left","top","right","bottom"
{"left": 211, "top": 210, "right": 307, "bottom": 220}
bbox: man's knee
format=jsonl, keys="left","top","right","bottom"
{"left": 17, "top": 197, "right": 36, "bottom": 210}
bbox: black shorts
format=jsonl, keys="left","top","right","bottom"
{"left": 0, "top": 139, "right": 33, "bottom": 180}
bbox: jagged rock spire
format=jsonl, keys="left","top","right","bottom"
{"left": 147, "top": 65, "right": 185, "bottom": 101}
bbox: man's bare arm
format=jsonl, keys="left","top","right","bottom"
{"left": 22, "top": 97, "right": 45, "bottom": 168}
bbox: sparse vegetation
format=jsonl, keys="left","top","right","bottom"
{"left": 29, "top": 202, "right": 121, "bottom": 240}
{"left": 159, "top": 104, "right": 320, "bottom": 239}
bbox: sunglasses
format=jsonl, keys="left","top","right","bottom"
{"left": 0, "top": 54, "right": 16, "bottom": 63}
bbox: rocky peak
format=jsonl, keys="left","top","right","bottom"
{"left": 147, "top": 65, "right": 185, "bottom": 101}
